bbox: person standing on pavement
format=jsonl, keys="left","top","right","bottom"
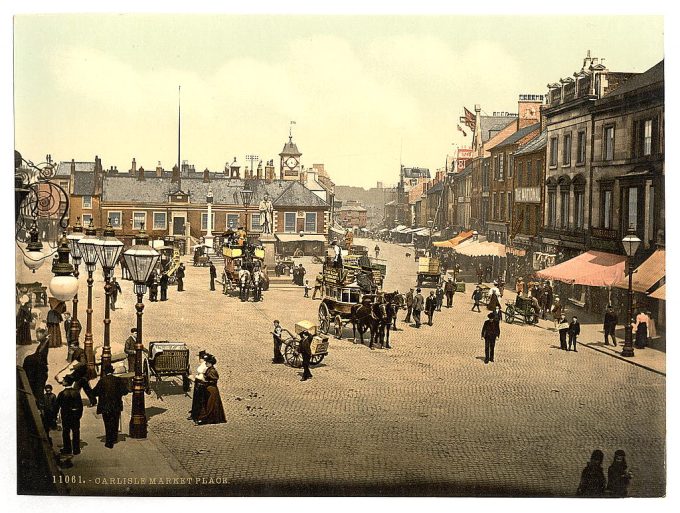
{"left": 425, "top": 291, "right": 437, "bottom": 326}
{"left": 63, "top": 312, "right": 73, "bottom": 348}
{"left": 603, "top": 304, "right": 618, "bottom": 346}
{"left": 188, "top": 350, "right": 208, "bottom": 421}
{"left": 304, "top": 280, "right": 311, "bottom": 298}
{"left": 42, "top": 384, "right": 58, "bottom": 432}
{"left": 194, "top": 355, "right": 226, "bottom": 425}
{"left": 606, "top": 449, "right": 633, "bottom": 497}
{"left": 551, "top": 296, "right": 564, "bottom": 330}
{"left": 271, "top": 320, "right": 285, "bottom": 364}
{"left": 92, "top": 364, "right": 129, "bottom": 449}
{"left": 110, "top": 277, "right": 123, "bottom": 311}
{"left": 404, "top": 288, "right": 414, "bottom": 323}
{"left": 56, "top": 375, "right": 84, "bottom": 455}
{"left": 435, "top": 285, "right": 444, "bottom": 312}
{"left": 374, "top": 245, "right": 380, "bottom": 259}
{"left": 148, "top": 270, "right": 159, "bottom": 301}
{"left": 176, "top": 263, "right": 186, "bottom": 292}
{"left": 515, "top": 276, "right": 525, "bottom": 297}
{"left": 46, "top": 301, "right": 64, "bottom": 348}
{"left": 412, "top": 288, "right": 425, "bottom": 328}
{"left": 299, "top": 330, "right": 314, "bottom": 381}
{"left": 471, "top": 285, "right": 483, "bottom": 312}
{"left": 633, "top": 310, "right": 650, "bottom": 349}
{"left": 557, "top": 314, "right": 569, "bottom": 350}
{"left": 481, "top": 312, "right": 500, "bottom": 364}
{"left": 541, "top": 282, "right": 553, "bottom": 320}
{"left": 444, "top": 277, "right": 456, "bottom": 308}
{"left": 576, "top": 449, "right": 606, "bottom": 497}
{"left": 124, "top": 328, "right": 138, "bottom": 372}
{"left": 568, "top": 316, "right": 580, "bottom": 352}
{"left": 159, "top": 271, "right": 169, "bottom": 301}
{"left": 209, "top": 262, "right": 217, "bottom": 291}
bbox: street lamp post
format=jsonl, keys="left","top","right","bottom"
{"left": 66, "top": 218, "right": 84, "bottom": 358}
{"left": 94, "top": 220, "right": 124, "bottom": 375}
{"left": 621, "top": 229, "right": 641, "bottom": 358}
{"left": 205, "top": 186, "right": 214, "bottom": 253}
{"left": 240, "top": 182, "right": 254, "bottom": 234}
{"left": 124, "top": 226, "right": 160, "bottom": 439}
{"left": 78, "top": 220, "right": 99, "bottom": 379}
{"left": 48, "top": 233, "right": 79, "bottom": 303}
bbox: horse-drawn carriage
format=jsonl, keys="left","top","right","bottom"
{"left": 154, "top": 237, "right": 182, "bottom": 284}
{"left": 417, "top": 256, "right": 442, "bottom": 287}
{"left": 221, "top": 242, "right": 269, "bottom": 300}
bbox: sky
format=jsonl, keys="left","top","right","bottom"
{"left": 12, "top": 14, "right": 664, "bottom": 189}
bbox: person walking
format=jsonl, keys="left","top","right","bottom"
{"left": 42, "top": 384, "right": 58, "bottom": 432}
{"left": 304, "top": 280, "right": 311, "bottom": 298}
{"left": 435, "top": 285, "right": 444, "bottom": 312}
{"left": 374, "top": 245, "right": 380, "bottom": 259}
{"left": 576, "top": 449, "right": 606, "bottom": 497}
{"left": 148, "top": 270, "right": 159, "bottom": 302}
{"left": 606, "top": 449, "right": 633, "bottom": 497}
{"left": 194, "top": 355, "right": 226, "bottom": 425}
{"left": 568, "top": 316, "right": 580, "bottom": 352}
{"left": 92, "top": 364, "right": 129, "bottom": 449}
{"left": 425, "top": 291, "right": 437, "bottom": 326}
{"left": 551, "top": 296, "right": 564, "bottom": 330}
{"left": 633, "top": 310, "right": 650, "bottom": 349}
{"left": 311, "top": 273, "right": 323, "bottom": 300}
{"left": 444, "top": 277, "right": 456, "bottom": 308}
{"left": 55, "top": 375, "right": 84, "bottom": 455}
{"left": 412, "top": 288, "right": 425, "bottom": 328}
{"left": 603, "top": 304, "right": 618, "bottom": 346}
{"left": 16, "top": 296, "right": 33, "bottom": 345}
{"left": 481, "top": 312, "right": 500, "bottom": 364}
{"left": 557, "top": 314, "right": 569, "bottom": 350}
{"left": 209, "top": 262, "right": 217, "bottom": 291}
{"left": 159, "top": 271, "right": 169, "bottom": 301}
{"left": 471, "top": 285, "right": 483, "bottom": 312}
{"left": 404, "top": 288, "right": 414, "bottom": 323}
{"left": 46, "top": 301, "right": 64, "bottom": 348}
{"left": 110, "top": 277, "right": 122, "bottom": 311}
{"left": 176, "top": 263, "right": 186, "bottom": 292}
{"left": 297, "top": 264, "right": 306, "bottom": 287}
{"left": 299, "top": 330, "right": 314, "bottom": 381}
{"left": 271, "top": 320, "right": 285, "bottom": 364}
{"left": 541, "top": 282, "right": 553, "bottom": 320}
{"left": 63, "top": 312, "right": 73, "bottom": 348}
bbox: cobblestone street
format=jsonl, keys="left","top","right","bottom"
{"left": 17, "top": 238, "right": 665, "bottom": 496}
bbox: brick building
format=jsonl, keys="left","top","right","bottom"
{"left": 337, "top": 202, "right": 368, "bottom": 228}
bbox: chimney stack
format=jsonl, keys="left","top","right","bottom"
{"left": 203, "top": 168, "right": 211, "bottom": 183}
{"left": 138, "top": 166, "right": 145, "bottom": 181}
{"left": 256, "top": 161, "right": 263, "bottom": 180}
{"left": 265, "top": 160, "right": 275, "bottom": 182}
{"left": 172, "top": 165, "right": 180, "bottom": 183}
{"left": 131, "top": 158, "right": 137, "bottom": 174}
{"left": 70, "top": 158, "right": 76, "bottom": 175}
{"left": 156, "top": 161, "right": 163, "bottom": 177}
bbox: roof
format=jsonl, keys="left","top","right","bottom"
{"left": 403, "top": 167, "right": 431, "bottom": 179}
{"left": 514, "top": 129, "right": 547, "bottom": 156}
{"left": 536, "top": 250, "right": 626, "bottom": 287}
{"left": 480, "top": 116, "right": 516, "bottom": 143}
{"left": 613, "top": 249, "right": 665, "bottom": 293}
{"left": 494, "top": 122, "right": 541, "bottom": 149}
{"left": 433, "top": 230, "right": 474, "bottom": 248}
{"left": 55, "top": 161, "right": 96, "bottom": 176}
{"left": 279, "top": 136, "right": 301, "bottom": 156}
{"left": 102, "top": 176, "right": 329, "bottom": 208}
{"left": 73, "top": 172, "right": 96, "bottom": 196}
{"left": 426, "top": 181, "right": 444, "bottom": 195}
{"left": 339, "top": 205, "right": 367, "bottom": 212}
{"left": 598, "top": 60, "right": 663, "bottom": 101}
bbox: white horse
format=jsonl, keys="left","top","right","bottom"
{"left": 238, "top": 268, "right": 251, "bottom": 302}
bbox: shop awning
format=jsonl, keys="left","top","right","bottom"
{"left": 613, "top": 249, "right": 665, "bottom": 293}
{"left": 433, "top": 230, "right": 474, "bottom": 248}
{"left": 649, "top": 284, "right": 666, "bottom": 300}
{"left": 330, "top": 225, "right": 345, "bottom": 235}
{"left": 276, "top": 233, "right": 327, "bottom": 243}
{"left": 535, "top": 250, "right": 626, "bottom": 287}
{"left": 390, "top": 224, "right": 409, "bottom": 233}
{"left": 455, "top": 240, "right": 508, "bottom": 258}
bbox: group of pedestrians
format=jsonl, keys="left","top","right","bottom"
{"left": 188, "top": 351, "right": 226, "bottom": 425}
{"left": 577, "top": 449, "right": 633, "bottom": 497}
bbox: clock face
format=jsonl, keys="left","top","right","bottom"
{"left": 285, "top": 157, "right": 297, "bottom": 168}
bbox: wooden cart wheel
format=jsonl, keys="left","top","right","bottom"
{"left": 504, "top": 305, "right": 515, "bottom": 324}
{"left": 284, "top": 340, "right": 303, "bottom": 368}
{"left": 143, "top": 358, "right": 151, "bottom": 395}
{"left": 334, "top": 315, "right": 343, "bottom": 339}
{"left": 310, "top": 354, "right": 325, "bottom": 366}
{"left": 318, "top": 302, "right": 331, "bottom": 334}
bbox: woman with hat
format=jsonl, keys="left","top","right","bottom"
{"left": 47, "top": 298, "right": 66, "bottom": 348}
{"left": 195, "top": 354, "right": 226, "bottom": 425}
{"left": 606, "top": 449, "right": 632, "bottom": 496}
{"left": 16, "top": 294, "right": 33, "bottom": 345}
{"left": 188, "top": 350, "right": 208, "bottom": 422}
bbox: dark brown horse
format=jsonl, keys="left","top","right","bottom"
{"left": 350, "top": 298, "right": 374, "bottom": 345}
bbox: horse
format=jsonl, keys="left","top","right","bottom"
{"left": 238, "top": 268, "right": 251, "bottom": 302}
{"left": 251, "top": 269, "right": 264, "bottom": 301}
{"left": 369, "top": 299, "right": 389, "bottom": 349}
{"left": 349, "top": 297, "right": 374, "bottom": 345}
{"left": 382, "top": 291, "right": 405, "bottom": 346}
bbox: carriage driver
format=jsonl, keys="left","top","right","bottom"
{"left": 331, "top": 240, "right": 342, "bottom": 268}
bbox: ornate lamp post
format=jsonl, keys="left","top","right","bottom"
{"left": 23, "top": 219, "right": 46, "bottom": 273}
{"left": 94, "top": 220, "right": 124, "bottom": 375}
{"left": 66, "top": 218, "right": 84, "bottom": 355}
{"left": 621, "top": 229, "right": 642, "bottom": 358}
{"left": 78, "top": 220, "right": 99, "bottom": 379}
{"left": 48, "top": 233, "right": 79, "bottom": 302}
{"left": 240, "top": 182, "right": 254, "bottom": 234}
{"left": 205, "top": 185, "right": 214, "bottom": 253}
{"left": 124, "top": 225, "right": 160, "bottom": 439}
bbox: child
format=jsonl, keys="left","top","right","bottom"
{"left": 43, "top": 384, "right": 58, "bottom": 431}
{"left": 568, "top": 316, "right": 581, "bottom": 352}
{"left": 304, "top": 280, "right": 310, "bottom": 298}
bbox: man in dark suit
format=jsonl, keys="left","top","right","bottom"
{"left": 159, "top": 271, "right": 169, "bottom": 301}
{"left": 425, "top": 291, "right": 437, "bottom": 326}
{"left": 92, "top": 364, "right": 129, "bottom": 448}
{"left": 603, "top": 305, "right": 618, "bottom": 346}
{"left": 412, "top": 288, "right": 425, "bottom": 328}
{"left": 110, "top": 277, "right": 123, "bottom": 310}
{"left": 299, "top": 331, "right": 313, "bottom": 381}
{"left": 176, "top": 263, "right": 186, "bottom": 292}
{"left": 481, "top": 312, "right": 500, "bottom": 364}
{"left": 209, "top": 262, "right": 217, "bottom": 291}
{"left": 56, "top": 375, "right": 84, "bottom": 455}
{"left": 444, "top": 277, "right": 456, "bottom": 308}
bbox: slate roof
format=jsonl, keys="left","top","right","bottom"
{"left": 339, "top": 204, "right": 367, "bottom": 212}
{"left": 403, "top": 167, "right": 431, "bottom": 179}
{"left": 514, "top": 129, "right": 547, "bottom": 156}
{"left": 480, "top": 116, "right": 516, "bottom": 143}
{"left": 102, "top": 176, "right": 329, "bottom": 208}
{"left": 73, "top": 171, "right": 96, "bottom": 196}
{"left": 426, "top": 181, "right": 444, "bottom": 195}
{"left": 55, "top": 161, "right": 96, "bottom": 175}
{"left": 280, "top": 137, "right": 301, "bottom": 156}
{"left": 494, "top": 122, "right": 541, "bottom": 149}
{"left": 597, "top": 60, "right": 663, "bottom": 102}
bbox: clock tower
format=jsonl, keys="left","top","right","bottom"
{"left": 279, "top": 131, "right": 302, "bottom": 181}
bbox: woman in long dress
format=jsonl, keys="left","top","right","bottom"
{"left": 16, "top": 296, "right": 33, "bottom": 345}
{"left": 46, "top": 300, "right": 65, "bottom": 348}
{"left": 195, "top": 355, "right": 226, "bottom": 425}
{"left": 189, "top": 351, "right": 208, "bottom": 422}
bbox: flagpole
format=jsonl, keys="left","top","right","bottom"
{"left": 178, "top": 85, "right": 181, "bottom": 174}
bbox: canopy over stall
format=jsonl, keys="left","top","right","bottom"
{"left": 649, "top": 284, "right": 666, "bottom": 300}
{"left": 455, "top": 240, "right": 520, "bottom": 258}
{"left": 613, "top": 249, "right": 665, "bottom": 293}
{"left": 433, "top": 230, "right": 474, "bottom": 248}
{"left": 535, "top": 250, "right": 626, "bottom": 287}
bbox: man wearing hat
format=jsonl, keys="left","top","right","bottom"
{"left": 56, "top": 375, "right": 84, "bottom": 455}
{"left": 298, "top": 330, "right": 314, "bottom": 381}
{"left": 331, "top": 240, "right": 342, "bottom": 268}
{"left": 603, "top": 305, "right": 618, "bottom": 346}
{"left": 444, "top": 277, "right": 456, "bottom": 308}
{"left": 412, "top": 288, "right": 425, "bottom": 328}
{"left": 92, "top": 364, "right": 129, "bottom": 449}
{"left": 124, "top": 328, "right": 138, "bottom": 372}
{"left": 176, "top": 263, "right": 186, "bottom": 292}
{"left": 481, "top": 312, "right": 500, "bottom": 364}
{"left": 403, "top": 288, "right": 414, "bottom": 323}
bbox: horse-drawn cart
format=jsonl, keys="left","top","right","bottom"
{"left": 279, "top": 320, "right": 329, "bottom": 368}
{"left": 417, "top": 256, "right": 442, "bottom": 287}
{"left": 221, "top": 243, "right": 268, "bottom": 298}
{"left": 504, "top": 296, "right": 540, "bottom": 325}
{"left": 142, "top": 341, "right": 191, "bottom": 395}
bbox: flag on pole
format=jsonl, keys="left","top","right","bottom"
{"left": 459, "top": 107, "right": 476, "bottom": 131}
{"left": 290, "top": 120, "right": 296, "bottom": 125}
{"left": 457, "top": 124, "right": 467, "bottom": 137}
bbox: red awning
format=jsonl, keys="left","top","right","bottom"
{"left": 613, "top": 249, "right": 665, "bottom": 293}
{"left": 534, "top": 250, "right": 627, "bottom": 287}
{"left": 433, "top": 230, "right": 474, "bottom": 248}
{"left": 649, "top": 284, "right": 666, "bottom": 300}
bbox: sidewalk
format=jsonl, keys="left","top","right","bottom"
{"left": 496, "top": 286, "right": 666, "bottom": 376}
{"left": 17, "top": 342, "right": 191, "bottom": 496}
